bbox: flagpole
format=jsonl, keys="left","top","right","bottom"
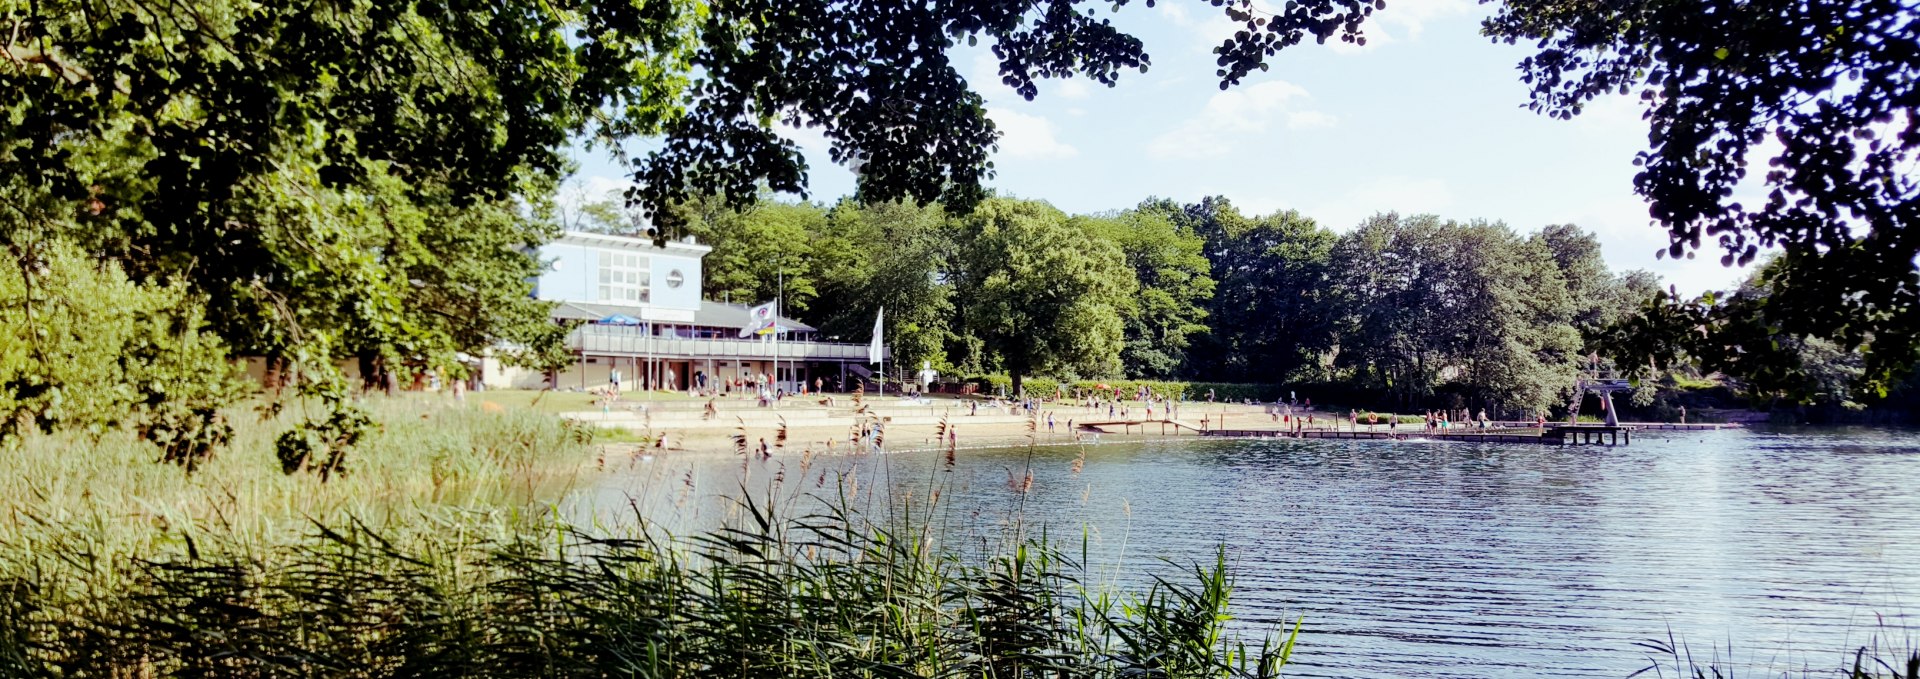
{"left": 877, "top": 308, "right": 884, "bottom": 398}
{"left": 776, "top": 268, "right": 783, "bottom": 397}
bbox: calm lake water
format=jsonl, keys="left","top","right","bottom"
{"left": 575, "top": 427, "right": 1920, "bottom": 678}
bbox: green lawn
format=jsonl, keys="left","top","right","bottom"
{"left": 473, "top": 389, "right": 720, "bottom": 413}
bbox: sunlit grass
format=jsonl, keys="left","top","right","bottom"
{"left": 0, "top": 395, "right": 599, "bottom": 562}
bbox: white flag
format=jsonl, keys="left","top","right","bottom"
{"left": 740, "top": 301, "right": 776, "bottom": 338}
{"left": 867, "top": 307, "right": 884, "bottom": 363}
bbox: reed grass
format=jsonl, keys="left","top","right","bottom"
{"left": 0, "top": 491, "right": 1298, "bottom": 678}
{"left": 0, "top": 395, "right": 600, "bottom": 564}
{"left": 1634, "top": 628, "right": 1919, "bottom": 679}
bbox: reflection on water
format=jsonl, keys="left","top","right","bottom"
{"left": 570, "top": 427, "right": 1920, "bottom": 678}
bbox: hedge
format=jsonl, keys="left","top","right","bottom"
{"left": 956, "top": 375, "right": 1285, "bottom": 402}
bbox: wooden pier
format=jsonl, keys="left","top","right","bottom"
{"left": 1200, "top": 424, "right": 1640, "bottom": 446}
{"left": 1080, "top": 418, "right": 1736, "bottom": 446}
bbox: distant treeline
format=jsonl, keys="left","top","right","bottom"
{"left": 566, "top": 195, "right": 1654, "bottom": 416}
{"left": 567, "top": 193, "right": 1920, "bottom": 418}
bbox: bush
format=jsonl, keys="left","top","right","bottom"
{"left": 958, "top": 375, "right": 1287, "bottom": 402}
{"left": 0, "top": 240, "right": 245, "bottom": 460}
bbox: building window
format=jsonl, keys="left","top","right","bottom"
{"left": 598, "top": 251, "right": 650, "bottom": 304}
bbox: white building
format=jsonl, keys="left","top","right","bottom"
{"left": 481, "top": 231, "right": 884, "bottom": 392}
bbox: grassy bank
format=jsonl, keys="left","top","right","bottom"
{"left": 0, "top": 393, "right": 1300, "bottom": 677}
{"left": 0, "top": 395, "right": 601, "bottom": 561}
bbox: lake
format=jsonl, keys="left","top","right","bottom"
{"left": 575, "top": 426, "right": 1920, "bottom": 678}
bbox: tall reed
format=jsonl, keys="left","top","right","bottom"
{"left": 0, "top": 493, "right": 1298, "bottom": 678}
{"left": 0, "top": 395, "right": 599, "bottom": 565}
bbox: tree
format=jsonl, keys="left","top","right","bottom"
{"left": 1152, "top": 197, "right": 1337, "bottom": 382}
{"left": 626, "top": 0, "right": 1378, "bottom": 232}
{"left": 1074, "top": 210, "right": 1214, "bottom": 380}
{"left": 1476, "top": 0, "right": 1920, "bottom": 392}
{"left": 954, "top": 198, "right": 1134, "bottom": 393}
{"left": 676, "top": 196, "right": 828, "bottom": 311}
{"left": 1, "top": 0, "right": 695, "bottom": 440}
{"left": 1328, "top": 214, "right": 1581, "bottom": 414}
{"left": 812, "top": 200, "right": 958, "bottom": 373}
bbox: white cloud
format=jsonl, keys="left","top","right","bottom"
{"left": 1562, "top": 195, "right": 1754, "bottom": 295}
{"left": 987, "top": 108, "right": 1079, "bottom": 160}
{"left": 1374, "top": 0, "right": 1474, "bottom": 40}
{"left": 1230, "top": 193, "right": 1292, "bottom": 218}
{"left": 774, "top": 121, "right": 834, "bottom": 156}
{"left": 556, "top": 174, "right": 633, "bottom": 211}
{"left": 1056, "top": 79, "right": 1094, "bottom": 100}
{"left": 1324, "top": 0, "right": 1476, "bottom": 53}
{"left": 1159, "top": 3, "right": 1194, "bottom": 25}
{"left": 1287, "top": 110, "right": 1339, "bottom": 130}
{"left": 1311, "top": 176, "right": 1456, "bottom": 231}
{"left": 1147, "top": 80, "right": 1334, "bottom": 159}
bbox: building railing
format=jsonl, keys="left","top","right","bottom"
{"left": 570, "top": 326, "right": 887, "bottom": 361}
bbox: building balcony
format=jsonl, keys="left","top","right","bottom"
{"left": 569, "top": 326, "right": 887, "bottom": 362}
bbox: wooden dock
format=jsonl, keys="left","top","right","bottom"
{"left": 1081, "top": 418, "right": 1736, "bottom": 446}
{"left": 1200, "top": 424, "right": 1639, "bottom": 446}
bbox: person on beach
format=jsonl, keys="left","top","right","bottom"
{"left": 949, "top": 426, "right": 957, "bottom": 447}
{"left": 1679, "top": 405, "right": 1687, "bottom": 424}
{"left": 758, "top": 438, "right": 771, "bottom": 460}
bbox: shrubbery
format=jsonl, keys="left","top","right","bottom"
{"left": 958, "top": 375, "right": 1284, "bottom": 402}
{"left": 0, "top": 242, "right": 244, "bottom": 463}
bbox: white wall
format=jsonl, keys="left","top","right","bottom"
{"left": 532, "top": 234, "right": 706, "bottom": 313}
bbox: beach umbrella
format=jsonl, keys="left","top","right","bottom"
{"left": 600, "top": 313, "right": 642, "bottom": 326}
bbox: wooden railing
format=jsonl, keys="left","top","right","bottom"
{"left": 570, "top": 327, "right": 886, "bottom": 361}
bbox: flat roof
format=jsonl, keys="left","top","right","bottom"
{"left": 551, "top": 300, "right": 817, "bottom": 333}
{"left": 556, "top": 230, "right": 713, "bottom": 255}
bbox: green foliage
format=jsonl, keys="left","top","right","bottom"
{"left": 0, "top": 395, "right": 601, "bottom": 561}
{"left": 1075, "top": 209, "right": 1215, "bottom": 380}
{"left": 1151, "top": 198, "right": 1338, "bottom": 383}
{"left": 1607, "top": 256, "right": 1875, "bottom": 408}
{"left": 814, "top": 200, "right": 958, "bottom": 373}
{"left": 681, "top": 195, "right": 830, "bottom": 311}
{"left": 1, "top": 0, "right": 684, "bottom": 449}
{"left": 1482, "top": 0, "right": 1920, "bottom": 393}
{"left": 956, "top": 198, "right": 1136, "bottom": 391}
{"left": 1327, "top": 214, "right": 1583, "bottom": 415}
{"left": 965, "top": 375, "right": 1282, "bottom": 403}
{"left": 0, "top": 240, "right": 244, "bottom": 459}
{"left": 273, "top": 389, "right": 373, "bottom": 482}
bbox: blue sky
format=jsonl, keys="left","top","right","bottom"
{"left": 569, "top": 0, "right": 1759, "bottom": 294}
